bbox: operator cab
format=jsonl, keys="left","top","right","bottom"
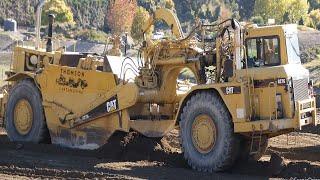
{"left": 238, "top": 24, "right": 312, "bottom": 121}
{"left": 244, "top": 24, "right": 301, "bottom": 68}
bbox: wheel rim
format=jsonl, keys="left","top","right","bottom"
{"left": 13, "top": 99, "right": 33, "bottom": 135}
{"left": 191, "top": 114, "right": 216, "bottom": 154}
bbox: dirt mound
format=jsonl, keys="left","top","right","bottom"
{"left": 96, "top": 131, "right": 185, "bottom": 168}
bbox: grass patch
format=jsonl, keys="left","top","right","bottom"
{"left": 75, "top": 29, "right": 109, "bottom": 43}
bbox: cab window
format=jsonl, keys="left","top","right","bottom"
{"left": 245, "top": 36, "right": 280, "bottom": 68}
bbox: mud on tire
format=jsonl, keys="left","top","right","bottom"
{"left": 5, "top": 79, "right": 49, "bottom": 143}
{"left": 179, "top": 91, "right": 239, "bottom": 172}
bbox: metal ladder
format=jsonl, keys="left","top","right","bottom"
{"left": 250, "top": 124, "right": 263, "bottom": 155}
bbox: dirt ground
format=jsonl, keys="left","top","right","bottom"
{"left": 0, "top": 125, "right": 319, "bottom": 179}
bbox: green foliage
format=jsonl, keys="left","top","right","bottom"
{"left": 66, "top": 0, "right": 109, "bottom": 30}
{"left": 137, "top": 0, "right": 156, "bottom": 11}
{"left": 3, "top": 0, "right": 316, "bottom": 36}
{"left": 308, "top": 0, "right": 320, "bottom": 11}
{"left": 254, "top": 0, "right": 287, "bottom": 23}
{"left": 227, "top": 0, "right": 240, "bottom": 19}
{"left": 131, "top": 6, "right": 150, "bottom": 40}
{"left": 236, "top": 0, "right": 255, "bottom": 20}
{"left": 0, "top": 1, "right": 37, "bottom": 26}
{"left": 254, "top": 0, "right": 309, "bottom": 24}
{"left": 75, "top": 29, "right": 109, "bottom": 43}
{"left": 42, "top": 0, "right": 75, "bottom": 25}
{"left": 250, "top": 16, "right": 264, "bottom": 25}
{"left": 171, "top": 0, "right": 239, "bottom": 29}
{"left": 306, "top": 9, "right": 320, "bottom": 30}
{"left": 286, "top": 0, "right": 309, "bottom": 23}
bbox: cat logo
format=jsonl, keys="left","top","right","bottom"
{"left": 221, "top": 86, "right": 241, "bottom": 95}
{"left": 225, "top": 87, "right": 234, "bottom": 95}
{"left": 106, "top": 95, "right": 119, "bottom": 113}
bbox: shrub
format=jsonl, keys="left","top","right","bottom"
{"left": 250, "top": 16, "right": 264, "bottom": 25}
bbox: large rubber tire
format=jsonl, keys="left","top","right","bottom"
{"left": 180, "top": 92, "right": 239, "bottom": 172}
{"left": 5, "top": 80, "right": 49, "bottom": 143}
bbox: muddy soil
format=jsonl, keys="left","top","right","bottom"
{"left": 0, "top": 126, "right": 319, "bottom": 179}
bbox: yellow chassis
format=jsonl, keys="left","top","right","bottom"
{"left": 234, "top": 98, "right": 317, "bottom": 137}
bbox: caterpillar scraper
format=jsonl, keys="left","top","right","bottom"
{"left": 0, "top": 2, "right": 317, "bottom": 172}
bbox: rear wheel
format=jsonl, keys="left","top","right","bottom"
{"left": 5, "top": 80, "right": 49, "bottom": 143}
{"left": 180, "top": 91, "right": 239, "bottom": 172}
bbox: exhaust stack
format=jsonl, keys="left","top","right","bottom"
{"left": 46, "top": 14, "right": 55, "bottom": 52}
{"left": 35, "top": 0, "right": 46, "bottom": 49}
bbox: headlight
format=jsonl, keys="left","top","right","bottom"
{"left": 30, "top": 55, "right": 38, "bottom": 65}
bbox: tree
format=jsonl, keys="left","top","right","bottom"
{"left": 236, "top": 0, "right": 255, "bottom": 20}
{"left": 254, "top": 0, "right": 309, "bottom": 24}
{"left": 131, "top": 6, "right": 150, "bottom": 40}
{"left": 286, "top": 0, "right": 309, "bottom": 23}
{"left": 137, "top": 0, "right": 156, "bottom": 11}
{"left": 250, "top": 16, "right": 264, "bottom": 25}
{"left": 106, "top": 0, "right": 137, "bottom": 35}
{"left": 308, "top": 0, "right": 320, "bottom": 12}
{"left": 254, "top": 0, "right": 287, "bottom": 23}
{"left": 42, "top": 0, "right": 75, "bottom": 25}
{"left": 283, "top": 12, "right": 290, "bottom": 23}
{"left": 226, "top": 0, "right": 240, "bottom": 19}
{"left": 306, "top": 9, "right": 320, "bottom": 29}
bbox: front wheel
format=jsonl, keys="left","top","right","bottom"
{"left": 5, "top": 80, "right": 49, "bottom": 143}
{"left": 179, "top": 92, "right": 239, "bottom": 172}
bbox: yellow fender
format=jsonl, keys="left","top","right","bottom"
{"left": 5, "top": 72, "right": 35, "bottom": 82}
{"left": 175, "top": 83, "right": 247, "bottom": 124}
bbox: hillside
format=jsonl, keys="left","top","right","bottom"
{"left": 0, "top": 0, "right": 245, "bottom": 31}
{"left": 1, "top": 0, "right": 319, "bottom": 33}
{"left": 0, "top": 0, "right": 109, "bottom": 30}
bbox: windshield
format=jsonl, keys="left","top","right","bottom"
{"left": 286, "top": 33, "right": 301, "bottom": 64}
{"left": 245, "top": 36, "right": 281, "bottom": 68}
